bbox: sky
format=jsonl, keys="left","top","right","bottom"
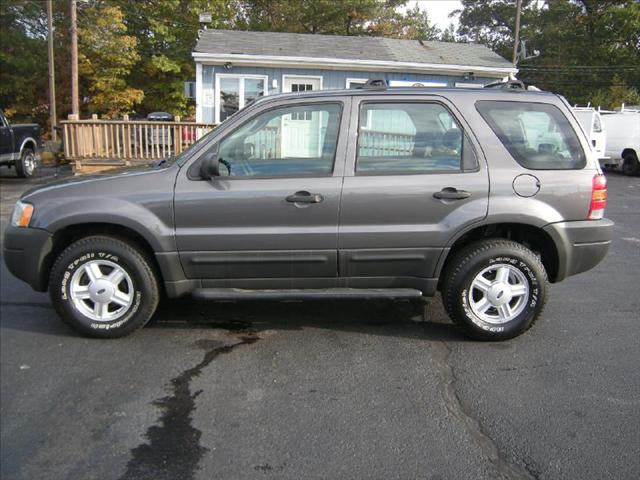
{"left": 401, "top": 0, "right": 463, "bottom": 31}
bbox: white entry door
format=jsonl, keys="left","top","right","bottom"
{"left": 282, "top": 76, "right": 323, "bottom": 157}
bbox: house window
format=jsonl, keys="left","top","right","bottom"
{"left": 215, "top": 74, "right": 268, "bottom": 123}
{"left": 184, "top": 81, "right": 196, "bottom": 99}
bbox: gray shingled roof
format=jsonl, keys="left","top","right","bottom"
{"left": 194, "top": 29, "right": 513, "bottom": 69}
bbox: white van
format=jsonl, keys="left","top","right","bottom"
{"left": 600, "top": 107, "right": 640, "bottom": 176}
{"left": 573, "top": 107, "right": 607, "bottom": 162}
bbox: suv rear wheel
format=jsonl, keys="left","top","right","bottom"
{"left": 442, "top": 239, "right": 548, "bottom": 340}
{"left": 49, "top": 236, "right": 159, "bottom": 338}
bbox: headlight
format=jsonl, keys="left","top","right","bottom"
{"left": 10, "top": 201, "right": 34, "bottom": 228}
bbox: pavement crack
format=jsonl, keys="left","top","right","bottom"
{"left": 431, "top": 341, "right": 536, "bottom": 480}
{"left": 119, "top": 333, "right": 259, "bottom": 480}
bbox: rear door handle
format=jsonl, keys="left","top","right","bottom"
{"left": 286, "top": 191, "right": 324, "bottom": 204}
{"left": 433, "top": 188, "right": 471, "bottom": 200}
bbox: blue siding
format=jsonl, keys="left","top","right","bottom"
{"left": 197, "top": 63, "right": 501, "bottom": 122}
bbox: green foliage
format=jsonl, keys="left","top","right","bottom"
{"left": 112, "top": 0, "right": 235, "bottom": 116}
{"left": 234, "top": 0, "right": 439, "bottom": 38}
{"left": 591, "top": 76, "right": 640, "bottom": 110}
{"left": 78, "top": 3, "right": 143, "bottom": 117}
{"left": 455, "top": 0, "right": 541, "bottom": 60}
{"left": 456, "top": 0, "right": 640, "bottom": 107}
{"left": 0, "top": 1, "right": 48, "bottom": 123}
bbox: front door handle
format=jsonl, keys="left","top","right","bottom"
{"left": 286, "top": 191, "right": 324, "bottom": 204}
{"left": 433, "top": 188, "right": 472, "bottom": 200}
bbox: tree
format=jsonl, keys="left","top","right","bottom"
{"left": 439, "top": 23, "right": 459, "bottom": 43}
{"left": 368, "top": 4, "right": 440, "bottom": 40}
{"left": 0, "top": 1, "right": 48, "bottom": 123}
{"left": 456, "top": 0, "right": 640, "bottom": 106}
{"left": 455, "top": 0, "right": 541, "bottom": 59}
{"left": 591, "top": 75, "right": 640, "bottom": 109}
{"left": 77, "top": 2, "right": 143, "bottom": 117}
{"left": 234, "top": 0, "right": 438, "bottom": 39}
{"left": 112, "top": 0, "right": 235, "bottom": 116}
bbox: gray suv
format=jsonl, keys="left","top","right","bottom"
{"left": 3, "top": 87, "right": 614, "bottom": 340}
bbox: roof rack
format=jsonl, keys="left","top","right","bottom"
{"left": 483, "top": 79, "right": 526, "bottom": 90}
{"left": 360, "top": 79, "right": 389, "bottom": 89}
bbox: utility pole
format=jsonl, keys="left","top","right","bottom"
{"left": 512, "top": 0, "right": 523, "bottom": 65}
{"left": 46, "top": 0, "right": 57, "bottom": 140}
{"left": 69, "top": 0, "right": 79, "bottom": 119}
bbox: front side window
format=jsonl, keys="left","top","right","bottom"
{"left": 217, "top": 103, "right": 342, "bottom": 177}
{"left": 356, "top": 102, "right": 465, "bottom": 174}
{"left": 476, "top": 101, "right": 586, "bottom": 170}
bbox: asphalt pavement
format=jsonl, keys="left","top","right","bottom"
{"left": 1, "top": 167, "right": 638, "bottom": 480}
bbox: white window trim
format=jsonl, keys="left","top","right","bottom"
{"left": 214, "top": 73, "right": 268, "bottom": 124}
{"left": 346, "top": 77, "right": 368, "bottom": 89}
{"left": 195, "top": 63, "right": 203, "bottom": 123}
{"left": 281, "top": 74, "right": 323, "bottom": 93}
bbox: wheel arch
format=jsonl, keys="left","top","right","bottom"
{"left": 40, "top": 222, "right": 164, "bottom": 293}
{"left": 622, "top": 148, "right": 637, "bottom": 160}
{"left": 19, "top": 137, "right": 38, "bottom": 153}
{"left": 436, "top": 222, "right": 560, "bottom": 286}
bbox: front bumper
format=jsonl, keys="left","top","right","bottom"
{"left": 543, "top": 218, "right": 614, "bottom": 282}
{"left": 2, "top": 225, "right": 53, "bottom": 291}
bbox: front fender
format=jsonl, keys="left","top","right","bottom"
{"left": 23, "top": 167, "right": 178, "bottom": 252}
{"left": 33, "top": 199, "right": 175, "bottom": 252}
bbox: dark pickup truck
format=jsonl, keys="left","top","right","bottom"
{"left": 0, "top": 109, "right": 41, "bottom": 177}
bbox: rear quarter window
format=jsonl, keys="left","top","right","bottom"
{"left": 476, "top": 101, "right": 586, "bottom": 170}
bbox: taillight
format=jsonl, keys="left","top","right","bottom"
{"left": 588, "top": 174, "right": 607, "bottom": 220}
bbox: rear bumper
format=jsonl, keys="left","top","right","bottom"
{"left": 543, "top": 219, "right": 614, "bottom": 282}
{"left": 2, "top": 226, "right": 53, "bottom": 291}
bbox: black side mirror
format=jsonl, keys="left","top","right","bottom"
{"left": 200, "top": 150, "right": 220, "bottom": 179}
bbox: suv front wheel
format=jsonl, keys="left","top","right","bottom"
{"left": 442, "top": 239, "right": 548, "bottom": 340}
{"left": 49, "top": 236, "right": 160, "bottom": 338}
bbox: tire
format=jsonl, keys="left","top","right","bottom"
{"left": 441, "top": 239, "right": 548, "bottom": 341}
{"left": 622, "top": 152, "right": 639, "bottom": 176}
{"left": 15, "top": 148, "right": 37, "bottom": 178}
{"left": 49, "top": 236, "right": 160, "bottom": 338}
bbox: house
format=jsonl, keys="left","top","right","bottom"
{"left": 192, "top": 29, "right": 517, "bottom": 123}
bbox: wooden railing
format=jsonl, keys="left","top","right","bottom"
{"left": 61, "top": 115, "right": 217, "bottom": 163}
{"left": 359, "top": 129, "right": 415, "bottom": 156}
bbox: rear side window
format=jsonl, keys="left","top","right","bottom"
{"left": 476, "top": 101, "right": 586, "bottom": 170}
{"left": 356, "top": 102, "right": 477, "bottom": 174}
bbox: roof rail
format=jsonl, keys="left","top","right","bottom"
{"left": 360, "top": 79, "right": 388, "bottom": 89}
{"left": 484, "top": 79, "right": 526, "bottom": 90}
